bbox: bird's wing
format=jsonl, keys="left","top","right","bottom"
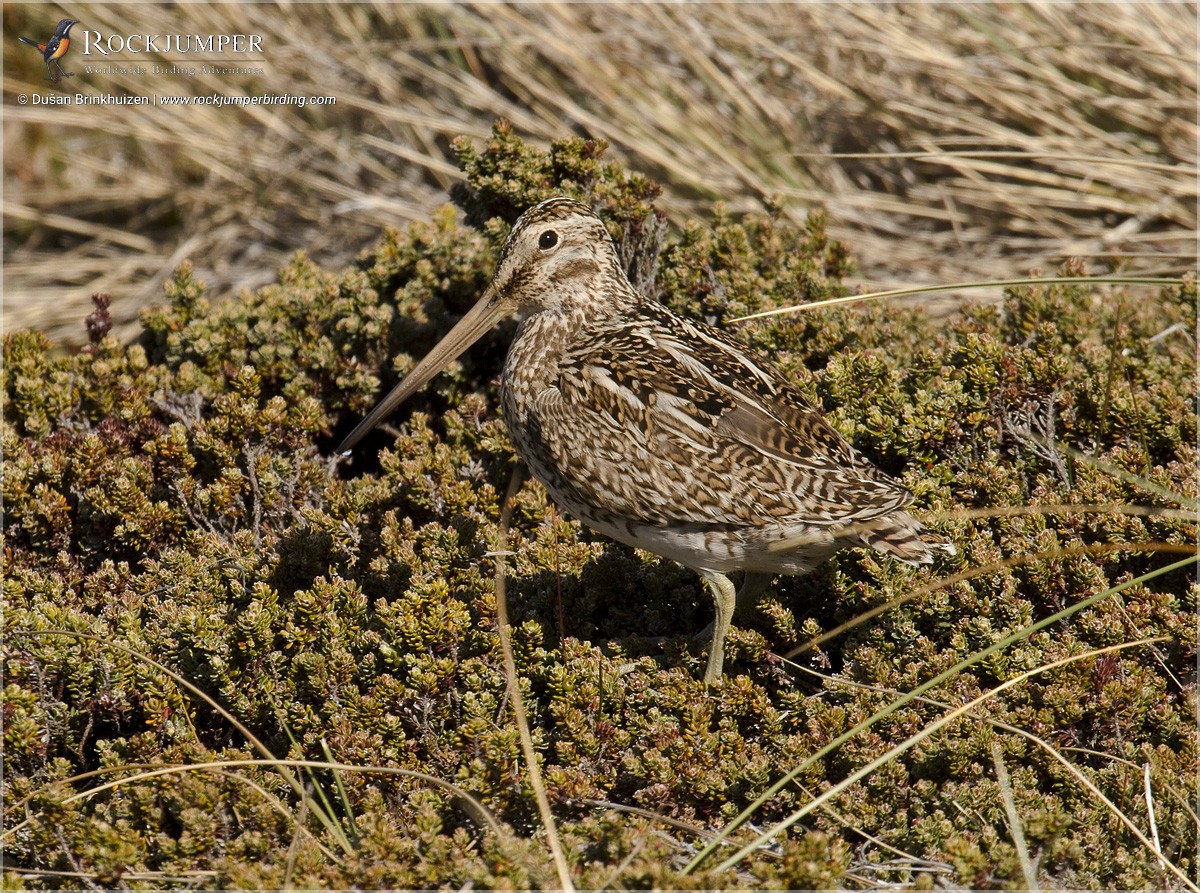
{"left": 538, "top": 304, "right": 913, "bottom": 529}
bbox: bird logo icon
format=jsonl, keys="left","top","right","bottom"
{"left": 18, "top": 18, "right": 79, "bottom": 83}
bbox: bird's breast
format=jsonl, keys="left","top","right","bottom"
{"left": 499, "top": 309, "right": 613, "bottom": 506}
{"left": 500, "top": 310, "right": 582, "bottom": 425}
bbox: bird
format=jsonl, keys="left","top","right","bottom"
{"left": 18, "top": 19, "right": 79, "bottom": 83}
{"left": 338, "top": 197, "right": 953, "bottom": 683}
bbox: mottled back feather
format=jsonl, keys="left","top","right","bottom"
{"left": 541, "top": 302, "right": 913, "bottom": 528}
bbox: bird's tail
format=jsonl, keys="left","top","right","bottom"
{"left": 18, "top": 36, "right": 40, "bottom": 47}
{"left": 856, "top": 511, "right": 956, "bottom": 566}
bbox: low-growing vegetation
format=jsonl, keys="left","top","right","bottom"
{"left": 4, "top": 127, "right": 1196, "bottom": 889}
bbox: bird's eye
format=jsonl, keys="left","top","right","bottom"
{"left": 538, "top": 230, "right": 559, "bottom": 250}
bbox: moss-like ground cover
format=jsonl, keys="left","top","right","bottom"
{"left": 5, "top": 125, "right": 1196, "bottom": 889}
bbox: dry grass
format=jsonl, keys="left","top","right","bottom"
{"left": 4, "top": 2, "right": 1195, "bottom": 344}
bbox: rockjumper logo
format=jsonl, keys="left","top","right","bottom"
{"left": 78, "top": 29, "right": 263, "bottom": 56}
{"left": 18, "top": 18, "right": 79, "bottom": 82}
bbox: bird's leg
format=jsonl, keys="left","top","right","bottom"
{"left": 734, "top": 572, "right": 773, "bottom": 618}
{"left": 698, "top": 570, "right": 737, "bottom": 684}
{"left": 691, "top": 571, "right": 774, "bottom": 682}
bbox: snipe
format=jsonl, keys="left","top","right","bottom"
{"left": 339, "top": 197, "right": 952, "bottom": 683}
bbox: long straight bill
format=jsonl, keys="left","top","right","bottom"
{"left": 336, "top": 286, "right": 516, "bottom": 454}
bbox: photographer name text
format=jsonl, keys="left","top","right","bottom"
{"left": 19, "top": 92, "right": 336, "bottom": 108}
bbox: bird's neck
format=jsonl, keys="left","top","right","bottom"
{"left": 503, "top": 305, "right": 588, "bottom": 398}
{"left": 500, "top": 283, "right": 639, "bottom": 420}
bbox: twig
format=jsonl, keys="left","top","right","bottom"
{"left": 494, "top": 465, "right": 575, "bottom": 891}
{"left": 992, "top": 742, "right": 1039, "bottom": 891}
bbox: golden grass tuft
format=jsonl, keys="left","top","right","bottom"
{"left": 4, "top": 3, "right": 1194, "bottom": 343}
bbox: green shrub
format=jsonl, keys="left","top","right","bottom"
{"left": 4, "top": 123, "right": 1195, "bottom": 889}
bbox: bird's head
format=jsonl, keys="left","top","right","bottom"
{"left": 488, "top": 197, "right": 630, "bottom": 314}
{"left": 336, "top": 197, "right": 638, "bottom": 453}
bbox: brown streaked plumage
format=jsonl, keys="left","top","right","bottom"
{"left": 338, "top": 197, "right": 953, "bottom": 683}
